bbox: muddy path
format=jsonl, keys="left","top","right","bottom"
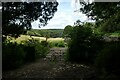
{"left": 2, "top": 48, "right": 97, "bottom": 79}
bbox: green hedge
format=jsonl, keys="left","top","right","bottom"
{"left": 95, "top": 41, "right": 120, "bottom": 78}
{"left": 66, "top": 25, "right": 104, "bottom": 64}
{"left": 2, "top": 39, "right": 49, "bottom": 71}
{"left": 2, "top": 42, "right": 25, "bottom": 70}
{"left": 21, "top": 39, "right": 49, "bottom": 61}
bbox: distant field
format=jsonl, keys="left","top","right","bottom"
{"left": 11, "top": 35, "right": 64, "bottom": 43}
{"left": 26, "top": 29, "right": 64, "bottom": 38}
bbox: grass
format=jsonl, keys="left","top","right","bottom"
{"left": 8, "top": 35, "right": 65, "bottom": 47}
{"left": 9, "top": 35, "right": 63, "bottom": 42}
{"left": 109, "top": 33, "right": 120, "bottom": 37}
{"left": 105, "top": 32, "right": 120, "bottom": 37}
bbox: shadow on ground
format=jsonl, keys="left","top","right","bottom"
{"left": 2, "top": 48, "right": 97, "bottom": 79}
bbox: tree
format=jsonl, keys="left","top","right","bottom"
{"left": 2, "top": 1, "right": 58, "bottom": 37}
{"left": 67, "top": 23, "right": 93, "bottom": 63}
{"left": 74, "top": 20, "right": 82, "bottom": 26}
{"left": 79, "top": 2, "right": 120, "bottom": 32}
{"left": 63, "top": 25, "right": 73, "bottom": 38}
{"left": 43, "top": 30, "right": 50, "bottom": 42}
{"left": 67, "top": 20, "right": 103, "bottom": 63}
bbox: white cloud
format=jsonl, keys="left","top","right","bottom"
{"left": 32, "top": 5, "right": 75, "bottom": 29}
{"left": 38, "top": 11, "right": 74, "bottom": 29}
{"left": 32, "top": 11, "right": 88, "bottom": 29}
{"left": 57, "top": 0, "right": 72, "bottom": 3}
{"left": 71, "top": 0, "right": 81, "bottom": 10}
{"left": 32, "top": 0, "right": 91, "bottom": 29}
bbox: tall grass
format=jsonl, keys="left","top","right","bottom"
{"left": 9, "top": 35, "right": 65, "bottom": 48}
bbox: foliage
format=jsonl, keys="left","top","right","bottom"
{"left": 66, "top": 22, "right": 104, "bottom": 64}
{"left": 80, "top": 2, "right": 120, "bottom": 32}
{"left": 63, "top": 25, "right": 73, "bottom": 38}
{"left": 49, "top": 40, "right": 65, "bottom": 48}
{"left": 2, "top": 38, "right": 50, "bottom": 71}
{"left": 95, "top": 41, "right": 120, "bottom": 78}
{"left": 100, "top": 12, "right": 120, "bottom": 32}
{"left": 2, "top": 42, "right": 25, "bottom": 70}
{"left": 67, "top": 25, "right": 90, "bottom": 63}
{"left": 74, "top": 20, "right": 82, "bottom": 26}
{"left": 34, "top": 43, "right": 49, "bottom": 59}
{"left": 21, "top": 39, "right": 49, "bottom": 59}
{"left": 23, "top": 45, "right": 36, "bottom": 62}
{"left": 2, "top": 2, "right": 58, "bottom": 37}
{"left": 26, "top": 30, "right": 41, "bottom": 37}
{"left": 41, "top": 40, "right": 49, "bottom": 47}
{"left": 26, "top": 29, "right": 63, "bottom": 38}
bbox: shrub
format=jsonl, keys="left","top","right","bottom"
{"left": 35, "top": 42, "right": 49, "bottom": 58}
{"left": 66, "top": 25, "right": 104, "bottom": 64}
{"left": 22, "top": 39, "right": 49, "bottom": 60}
{"left": 2, "top": 38, "right": 50, "bottom": 71}
{"left": 49, "top": 40, "right": 65, "bottom": 48}
{"left": 95, "top": 41, "right": 120, "bottom": 77}
{"left": 23, "top": 46, "right": 36, "bottom": 62}
{"left": 2, "top": 42, "right": 25, "bottom": 70}
{"left": 41, "top": 41, "right": 48, "bottom": 47}
{"left": 57, "top": 41, "right": 65, "bottom": 47}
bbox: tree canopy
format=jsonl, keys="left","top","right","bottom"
{"left": 80, "top": 2, "right": 120, "bottom": 32}
{"left": 2, "top": 1, "right": 58, "bottom": 37}
{"left": 63, "top": 25, "right": 73, "bottom": 38}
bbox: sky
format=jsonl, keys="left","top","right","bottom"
{"left": 32, "top": 0, "right": 92, "bottom": 29}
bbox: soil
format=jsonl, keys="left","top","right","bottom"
{"left": 2, "top": 48, "right": 97, "bottom": 79}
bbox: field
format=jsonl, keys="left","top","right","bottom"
{"left": 8, "top": 35, "right": 66, "bottom": 48}
{"left": 10, "top": 35, "right": 64, "bottom": 43}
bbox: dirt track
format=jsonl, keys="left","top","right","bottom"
{"left": 2, "top": 48, "right": 97, "bottom": 79}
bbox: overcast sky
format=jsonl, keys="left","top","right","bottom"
{"left": 32, "top": 0, "right": 91, "bottom": 29}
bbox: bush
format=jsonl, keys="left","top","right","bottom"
{"left": 22, "top": 39, "right": 49, "bottom": 60}
{"left": 66, "top": 25, "right": 104, "bottom": 64}
{"left": 41, "top": 41, "right": 48, "bottom": 47}
{"left": 49, "top": 40, "right": 65, "bottom": 48}
{"left": 35, "top": 43, "right": 49, "bottom": 58}
{"left": 95, "top": 41, "right": 120, "bottom": 77}
{"left": 3, "top": 38, "right": 50, "bottom": 71}
{"left": 2, "top": 42, "right": 25, "bottom": 70}
{"left": 57, "top": 41, "right": 65, "bottom": 47}
{"left": 23, "top": 46, "right": 36, "bottom": 62}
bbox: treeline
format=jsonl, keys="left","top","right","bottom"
{"left": 26, "top": 29, "right": 64, "bottom": 38}
{"left": 64, "top": 21, "right": 120, "bottom": 78}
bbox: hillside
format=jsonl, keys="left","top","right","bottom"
{"left": 26, "top": 29, "right": 64, "bottom": 38}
